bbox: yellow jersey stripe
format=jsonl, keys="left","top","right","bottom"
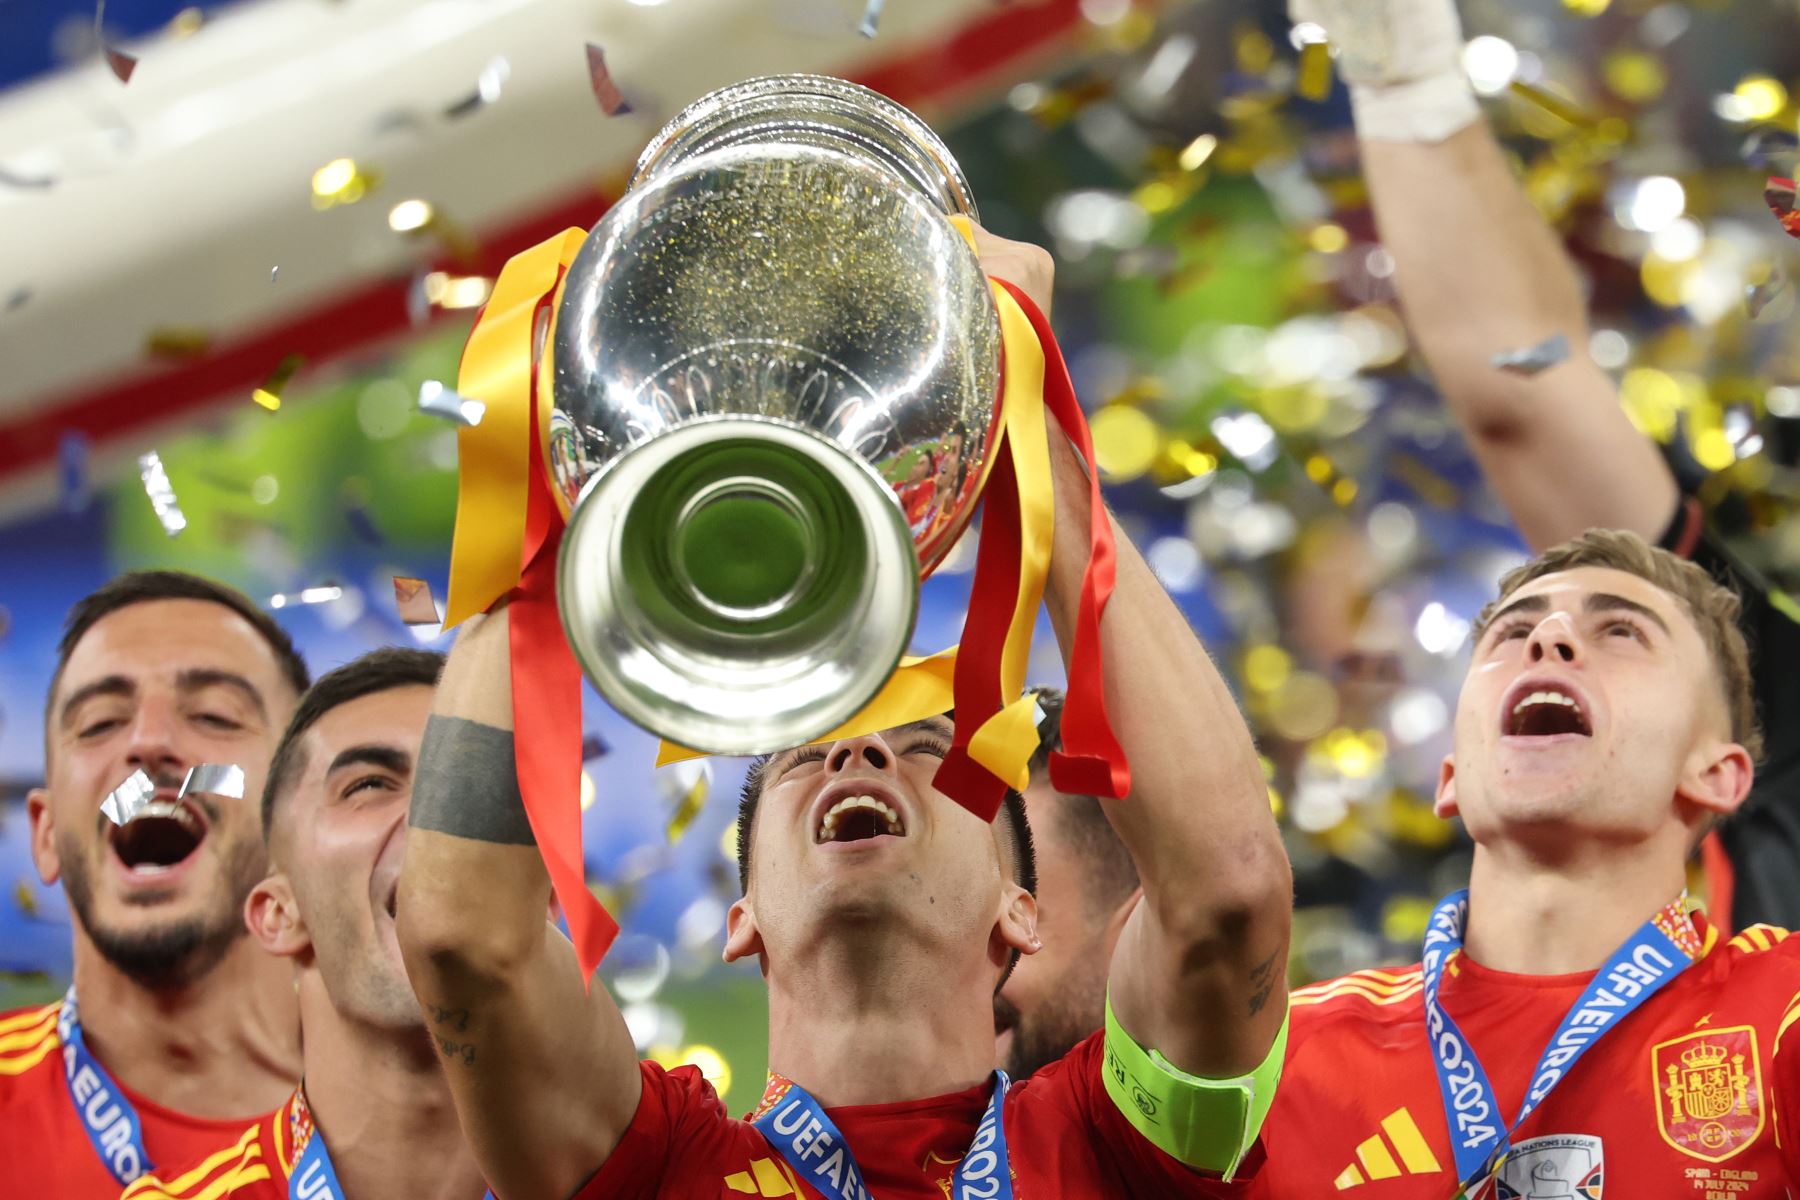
{"left": 1775, "top": 995, "right": 1800, "bottom": 1057}
{"left": 0, "top": 1033, "right": 59, "bottom": 1076}
{"left": 1292, "top": 982, "right": 1423, "bottom": 1008}
{"left": 1293, "top": 972, "right": 1422, "bottom": 999}
{"left": 0, "top": 1004, "right": 58, "bottom": 1037}
{"left": 1380, "top": 1108, "right": 1442, "bottom": 1172}
{"left": 129, "top": 1162, "right": 273, "bottom": 1200}
{"left": 0, "top": 1011, "right": 57, "bottom": 1055}
{"left": 121, "top": 1127, "right": 261, "bottom": 1198}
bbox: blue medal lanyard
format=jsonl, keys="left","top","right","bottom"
{"left": 1421, "top": 890, "right": 1701, "bottom": 1191}
{"left": 753, "top": 1070, "right": 1014, "bottom": 1200}
{"left": 57, "top": 987, "right": 154, "bottom": 1185}
{"left": 288, "top": 1085, "right": 498, "bottom": 1200}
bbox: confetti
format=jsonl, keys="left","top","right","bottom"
{"left": 268, "top": 585, "right": 344, "bottom": 609}
{"left": 1747, "top": 266, "right": 1787, "bottom": 319}
{"left": 857, "top": 0, "right": 884, "bottom": 38}
{"left": 1507, "top": 81, "right": 1594, "bottom": 128}
{"left": 271, "top": 266, "right": 280, "bottom": 283}
{"left": 444, "top": 56, "right": 510, "bottom": 120}
{"left": 1765, "top": 176, "right": 1800, "bottom": 239}
{"left": 100, "top": 768, "right": 156, "bottom": 824}
{"left": 1741, "top": 128, "right": 1799, "bottom": 170}
{"left": 59, "top": 432, "right": 90, "bottom": 513}
{"left": 252, "top": 353, "right": 305, "bottom": 411}
{"left": 0, "top": 166, "right": 55, "bottom": 190}
{"left": 659, "top": 762, "right": 711, "bottom": 844}
{"left": 94, "top": 0, "right": 137, "bottom": 82}
{"left": 581, "top": 732, "right": 611, "bottom": 762}
{"left": 181, "top": 763, "right": 246, "bottom": 801}
{"left": 392, "top": 576, "right": 441, "bottom": 625}
{"left": 584, "top": 44, "right": 633, "bottom": 116}
{"left": 15, "top": 880, "right": 37, "bottom": 917}
{"left": 1296, "top": 40, "right": 1332, "bottom": 101}
{"left": 1491, "top": 333, "right": 1570, "bottom": 376}
{"left": 137, "top": 450, "right": 188, "bottom": 536}
{"left": 418, "top": 380, "right": 485, "bottom": 426}
{"left": 4, "top": 287, "right": 28, "bottom": 313}
{"left": 145, "top": 327, "right": 212, "bottom": 359}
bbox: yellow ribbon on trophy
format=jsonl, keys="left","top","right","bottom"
{"left": 659, "top": 217, "right": 1056, "bottom": 800}
{"left": 443, "top": 228, "right": 587, "bottom": 628}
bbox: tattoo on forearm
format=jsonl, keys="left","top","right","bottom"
{"left": 1247, "top": 949, "right": 1281, "bottom": 1017}
{"left": 434, "top": 1034, "right": 477, "bottom": 1067}
{"left": 410, "top": 716, "right": 535, "bottom": 845}
{"left": 425, "top": 1002, "right": 471, "bottom": 1032}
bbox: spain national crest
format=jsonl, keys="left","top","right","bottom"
{"left": 1652, "top": 1025, "right": 1765, "bottom": 1162}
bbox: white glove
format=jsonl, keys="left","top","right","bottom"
{"left": 1290, "top": 0, "right": 1480, "bottom": 143}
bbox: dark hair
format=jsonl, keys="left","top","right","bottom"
{"left": 262, "top": 647, "right": 445, "bottom": 836}
{"left": 734, "top": 746, "right": 1037, "bottom": 901}
{"left": 1027, "top": 688, "right": 1139, "bottom": 913}
{"left": 51, "top": 570, "right": 311, "bottom": 714}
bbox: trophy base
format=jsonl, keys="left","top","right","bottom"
{"left": 558, "top": 414, "right": 920, "bottom": 755}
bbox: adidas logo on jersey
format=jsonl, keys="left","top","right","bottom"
{"left": 725, "top": 1157, "right": 805, "bottom": 1197}
{"left": 1333, "top": 1108, "right": 1442, "bottom": 1189}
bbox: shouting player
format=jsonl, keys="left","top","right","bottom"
{"left": 1290, "top": 0, "right": 1800, "bottom": 931}
{"left": 993, "top": 687, "right": 1143, "bottom": 1082}
{"left": 397, "top": 231, "right": 1294, "bottom": 1197}
{"left": 120, "top": 647, "right": 489, "bottom": 1200}
{"left": 1253, "top": 531, "right": 1800, "bottom": 1194}
{"left": 2, "top": 572, "right": 306, "bottom": 1196}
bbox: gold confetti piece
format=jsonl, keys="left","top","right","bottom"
{"left": 858, "top": 0, "right": 884, "bottom": 38}
{"left": 137, "top": 451, "right": 187, "bottom": 536}
{"left": 584, "top": 44, "right": 632, "bottom": 116}
{"left": 1296, "top": 40, "right": 1332, "bottom": 101}
{"left": 1491, "top": 333, "right": 1570, "bottom": 375}
{"left": 1508, "top": 81, "right": 1594, "bottom": 128}
{"left": 393, "top": 576, "right": 442, "bottom": 625}
{"left": 14, "top": 880, "right": 36, "bottom": 917}
{"left": 252, "top": 353, "right": 304, "bottom": 411}
{"left": 145, "top": 327, "right": 212, "bottom": 359}
{"left": 665, "top": 772, "right": 710, "bottom": 844}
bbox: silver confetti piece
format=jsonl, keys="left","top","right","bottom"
{"left": 858, "top": 0, "right": 884, "bottom": 37}
{"left": 137, "top": 450, "right": 188, "bottom": 535}
{"left": 1491, "top": 333, "right": 1570, "bottom": 377}
{"left": 180, "top": 763, "right": 245, "bottom": 801}
{"left": 1747, "top": 267, "right": 1787, "bottom": 320}
{"left": 418, "top": 380, "right": 485, "bottom": 426}
{"left": 100, "top": 769, "right": 156, "bottom": 825}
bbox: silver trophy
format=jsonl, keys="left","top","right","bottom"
{"left": 550, "top": 75, "right": 1002, "bottom": 754}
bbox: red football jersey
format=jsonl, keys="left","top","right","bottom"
{"left": 0, "top": 1001, "right": 265, "bottom": 1198}
{"left": 575, "top": 1030, "right": 1260, "bottom": 1199}
{"left": 1250, "top": 918, "right": 1800, "bottom": 1198}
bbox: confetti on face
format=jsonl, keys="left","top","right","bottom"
{"left": 585, "top": 44, "right": 633, "bottom": 116}
{"left": 858, "top": 0, "right": 884, "bottom": 38}
{"left": 1490, "top": 332, "right": 1570, "bottom": 376}
{"left": 181, "top": 763, "right": 246, "bottom": 801}
{"left": 1765, "top": 176, "right": 1800, "bottom": 239}
{"left": 137, "top": 450, "right": 188, "bottom": 536}
{"left": 418, "top": 379, "right": 485, "bottom": 426}
{"left": 392, "top": 576, "right": 442, "bottom": 625}
{"left": 100, "top": 769, "right": 156, "bottom": 824}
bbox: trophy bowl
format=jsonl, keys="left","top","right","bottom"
{"left": 550, "top": 75, "right": 1003, "bottom": 754}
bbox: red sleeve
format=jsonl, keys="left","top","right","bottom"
{"left": 568, "top": 1061, "right": 730, "bottom": 1200}
{"left": 1775, "top": 989, "right": 1800, "bottom": 1180}
{"left": 1050, "top": 1032, "right": 1265, "bottom": 1194}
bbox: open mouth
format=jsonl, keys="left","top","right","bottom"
{"left": 1503, "top": 686, "right": 1592, "bottom": 738}
{"left": 815, "top": 795, "right": 906, "bottom": 845}
{"left": 109, "top": 801, "right": 206, "bottom": 874}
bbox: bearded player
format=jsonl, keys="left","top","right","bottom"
{"left": 993, "top": 687, "right": 1143, "bottom": 1082}
{"left": 1289, "top": 0, "right": 1800, "bottom": 932}
{"left": 121, "top": 648, "right": 490, "bottom": 1200}
{"left": 3, "top": 572, "right": 306, "bottom": 1195}
{"left": 1251, "top": 530, "right": 1800, "bottom": 1195}
{"left": 397, "top": 232, "right": 1294, "bottom": 1198}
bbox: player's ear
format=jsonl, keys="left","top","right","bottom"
{"left": 723, "top": 896, "right": 767, "bottom": 975}
{"left": 246, "top": 874, "right": 311, "bottom": 960}
{"left": 1677, "top": 738, "right": 1753, "bottom": 821}
{"left": 26, "top": 789, "right": 60, "bottom": 886}
{"left": 1434, "top": 754, "right": 1459, "bottom": 819}
{"left": 995, "top": 881, "right": 1040, "bottom": 960}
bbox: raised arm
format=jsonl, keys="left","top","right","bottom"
{"left": 396, "top": 607, "right": 639, "bottom": 1200}
{"left": 968, "top": 232, "right": 1293, "bottom": 1081}
{"left": 1298, "top": 0, "right": 1678, "bottom": 550}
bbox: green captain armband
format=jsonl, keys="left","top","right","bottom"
{"left": 1101, "top": 993, "right": 1288, "bottom": 1179}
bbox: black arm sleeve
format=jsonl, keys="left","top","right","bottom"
{"left": 1659, "top": 498, "right": 1800, "bottom": 930}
